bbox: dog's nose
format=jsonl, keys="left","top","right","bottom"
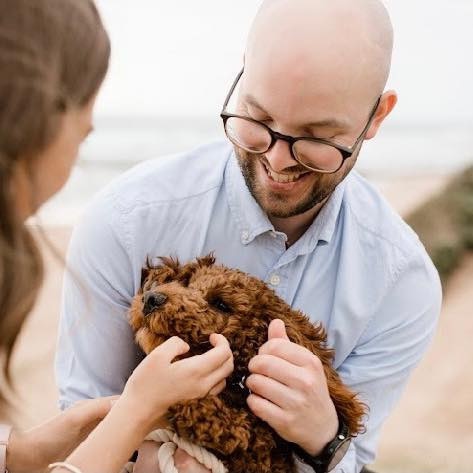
{"left": 143, "top": 292, "right": 168, "bottom": 316}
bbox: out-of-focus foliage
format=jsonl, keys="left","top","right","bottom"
{"left": 407, "top": 166, "right": 473, "bottom": 284}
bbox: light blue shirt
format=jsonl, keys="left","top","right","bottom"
{"left": 56, "top": 140, "right": 441, "bottom": 473}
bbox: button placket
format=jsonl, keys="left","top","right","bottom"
{"left": 241, "top": 230, "right": 250, "bottom": 244}
{"left": 269, "top": 274, "right": 281, "bottom": 287}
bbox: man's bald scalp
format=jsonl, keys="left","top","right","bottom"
{"left": 246, "top": 0, "right": 394, "bottom": 100}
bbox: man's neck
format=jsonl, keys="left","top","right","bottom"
{"left": 269, "top": 199, "right": 327, "bottom": 248}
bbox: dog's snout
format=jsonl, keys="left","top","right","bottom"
{"left": 143, "top": 291, "right": 168, "bottom": 316}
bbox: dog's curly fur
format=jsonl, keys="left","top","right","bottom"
{"left": 129, "top": 255, "right": 365, "bottom": 473}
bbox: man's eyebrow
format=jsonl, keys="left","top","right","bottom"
{"left": 244, "top": 94, "right": 270, "bottom": 115}
{"left": 244, "top": 94, "right": 349, "bottom": 130}
{"left": 304, "top": 117, "right": 350, "bottom": 130}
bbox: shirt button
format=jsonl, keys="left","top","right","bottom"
{"left": 241, "top": 230, "right": 250, "bottom": 243}
{"left": 269, "top": 274, "right": 281, "bottom": 286}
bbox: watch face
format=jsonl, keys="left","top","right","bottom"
{"left": 327, "top": 438, "right": 351, "bottom": 471}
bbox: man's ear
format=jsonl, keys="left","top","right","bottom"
{"left": 365, "top": 90, "right": 398, "bottom": 140}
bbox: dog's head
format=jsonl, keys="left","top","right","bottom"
{"left": 129, "top": 254, "right": 333, "bottom": 408}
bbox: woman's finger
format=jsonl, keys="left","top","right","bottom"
{"left": 177, "top": 335, "right": 233, "bottom": 375}
{"left": 153, "top": 336, "right": 190, "bottom": 363}
{"left": 67, "top": 395, "right": 120, "bottom": 425}
{"left": 204, "top": 355, "right": 234, "bottom": 390}
{"left": 209, "top": 333, "right": 229, "bottom": 348}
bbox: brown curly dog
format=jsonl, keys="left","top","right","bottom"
{"left": 128, "top": 255, "right": 365, "bottom": 473}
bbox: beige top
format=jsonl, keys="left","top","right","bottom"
{"left": 0, "top": 424, "right": 11, "bottom": 473}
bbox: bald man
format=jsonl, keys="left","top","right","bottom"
{"left": 56, "top": 1, "right": 441, "bottom": 472}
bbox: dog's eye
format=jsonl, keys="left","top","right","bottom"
{"left": 211, "top": 298, "right": 232, "bottom": 313}
{"left": 178, "top": 274, "right": 191, "bottom": 287}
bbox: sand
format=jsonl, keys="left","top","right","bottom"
{"left": 9, "top": 173, "right": 472, "bottom": 472}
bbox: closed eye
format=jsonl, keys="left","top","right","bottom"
{"left": 211, "top": 298, "right": 232, "bottom": 313}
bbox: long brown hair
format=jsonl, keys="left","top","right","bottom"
{"left": 0, "top": 0, "right": 110, "bottom": 404}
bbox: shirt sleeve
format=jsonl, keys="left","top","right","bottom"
{"left": 55, "top": 192, "right": 143, "bottom": 409}
{"left": 334, "top": 255, "right": 441, "bottom": 472}
{"left": 295, "top": 253, "right": 441, "bottom": 473}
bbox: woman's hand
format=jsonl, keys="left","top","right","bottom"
{"left": 7, "top": 396, "right": 117, "bottom": 473}
{"left": 120, "top": 333, "right": 234, "bottom": 433}
{"left": 54, "top": 335, "right": 233, "bottom": 473}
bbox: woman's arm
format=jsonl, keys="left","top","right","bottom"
{"left": 6, "top": 397, "right": 117, "bottom": 473}
{"left": 50, "top": 334, "right": 233, "bottom": 473}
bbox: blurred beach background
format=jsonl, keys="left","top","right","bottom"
{"left": 10, "top": 1, "right": 473, "bottom": 472}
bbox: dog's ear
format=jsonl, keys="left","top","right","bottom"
{"left": 158, "top": 256, "right": 181, "bottom": 272}
{"left": 140, "top": 267, "right": 150, "bottom": 288}
{"left": 140, "top": 256, "right": 153, "bottom": 287}
{"left": 139, "top": 256, "right": 181, "bottom": 289}
{"left": 174, "top": 254, "right": 216, "bottom": 286}
{"left": 196, "top": 253, "right": 216, "bottom": 268}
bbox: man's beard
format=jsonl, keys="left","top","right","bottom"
{"left": 235, "top": 147, "right": 340, "bottom": 219}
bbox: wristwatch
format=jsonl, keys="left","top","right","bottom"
{"left": 292, "top": 419, "right": 351, "bottom": 473}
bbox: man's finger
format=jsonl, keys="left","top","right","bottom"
{"left": 174, "top": 448, "right": 211, "bottom": 472}
{"left": 268, "top": 319, "right": 290, "bottom": 341}
{"left": 248, "top": 354, "right": 305, "bottom": 387}
{"left": 134, "top": 441, "right": 160, "bottom": 473}
{"left": 258, "top": 338, "right": 316, "bottom": 367}
{"left": 246, "top": 373, "right": 294, "bottom": 409}
{"left": 246, "top": 393, "right": 285, "bottom": 429}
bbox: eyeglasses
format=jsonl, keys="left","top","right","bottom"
{"left": 220, "top": 68, "right": 381, "bottom": 174}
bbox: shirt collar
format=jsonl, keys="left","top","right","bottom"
{"left": 224, "top": 148, "right": 347, "bottom": 250}
{"left": 298, "top": 178, "right": 347, "bottom": 253}
{"left": 225, "top": 149, "right": 274, "bottom": 245}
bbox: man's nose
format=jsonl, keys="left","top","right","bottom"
{"left": 264, "top": 138, "right": 298, "bottom": 172}
{"left": 143, "top": 291, "right": 168, "bottom": 316}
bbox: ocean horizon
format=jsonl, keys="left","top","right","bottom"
{"left": 36, "top": 116, "right": 472, "bottom": 225}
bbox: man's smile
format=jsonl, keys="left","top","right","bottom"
{"left": 258, "top": 159, "right": 313, "bottom": 192}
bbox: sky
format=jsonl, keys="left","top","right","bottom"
{"left": 94, "top": 0, "right": 473, "bottom": 126}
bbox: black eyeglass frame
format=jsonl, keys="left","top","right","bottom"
{"left": 220, "top": 68, "right": 381, "bottom": 174}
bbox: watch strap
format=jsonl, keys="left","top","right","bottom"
{"left": 0, "top": 424, "right": 12, "bottom": 473}
{"left": 292, "top": 419, "right": 351, "bottom": 473}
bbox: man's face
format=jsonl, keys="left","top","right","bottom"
{"left": 235, "top": 147, "right": 354, "bottom": 219}
{"left": 231, "top": 65, "right": 368, "bottom": 219}
{"left": 235, "top": 146, "right": 356, "bottom": 218}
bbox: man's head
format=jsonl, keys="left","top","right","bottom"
{"left": 229, "top": 0, "right": 397, "bottom": 218}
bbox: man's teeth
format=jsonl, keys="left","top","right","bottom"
{"left": 267, "top": 168, "right": 304, "bottom": 183}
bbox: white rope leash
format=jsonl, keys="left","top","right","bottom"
{"left": 126, "top": 429, "right": 227, "bottom": 473}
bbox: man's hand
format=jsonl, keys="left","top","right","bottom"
{"left": 154, "top": 448, "right": 210, "bottom": 473}
{"left": 246, "top": 319, "right": 339, "bottom": 456}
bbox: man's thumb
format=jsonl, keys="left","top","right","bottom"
{"left": 268, "top": 319, "right": 289, "bottom": 340}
